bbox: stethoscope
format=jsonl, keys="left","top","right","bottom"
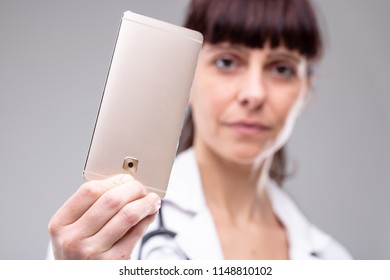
{"left": 137, "top": 200, "right": 190, "bottom": 259}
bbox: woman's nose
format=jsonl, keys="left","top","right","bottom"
{"left": 237, "top": 68, "right": 266, "bottom": 111}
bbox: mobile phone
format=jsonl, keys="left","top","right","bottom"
{"left": 83, "top": 11, "right": 203, "bottom": 198}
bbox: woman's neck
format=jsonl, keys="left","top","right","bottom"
{"left": 194, "top": 143, "right": 275, "bottom": 225}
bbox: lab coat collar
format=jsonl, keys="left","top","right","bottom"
{"left": 175, "top": 208, "right": 224, "bottom": 259}
{"left": 164, "top": 148, "right": 224, "bottom": 259}
{"left": 164, "top": 148, "right": 330, "bottom": 259}
{"left": 165, "top": 148, "right": 206, "bottom": 214}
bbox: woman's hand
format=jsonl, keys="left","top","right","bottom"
{"left": 48, "top": 174, "right": 161, "bottom": 259}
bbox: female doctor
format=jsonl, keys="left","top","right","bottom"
{"left": 48, "top": 0, "right": 351, "bottom": 259}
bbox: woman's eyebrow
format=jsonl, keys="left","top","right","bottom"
{"left": 267, "top": 51, "right": 301, "bottom": 63}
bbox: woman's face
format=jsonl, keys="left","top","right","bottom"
{"left": 190, "top": 42, "right": 310, "bottom": 164}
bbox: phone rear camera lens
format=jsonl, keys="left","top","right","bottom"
{"left": 128, "top": 162, "right": 134, "bottom": 168}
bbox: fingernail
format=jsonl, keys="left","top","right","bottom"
{"left": 149, "top": 193, "right": 161, "bottom": 212}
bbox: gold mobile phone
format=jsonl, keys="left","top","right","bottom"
{"left": 83, "top": 11, "right": 203, "bottom": 198}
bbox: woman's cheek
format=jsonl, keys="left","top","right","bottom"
{"left": 274, "top": 90, "right": 301, "bottom": 122}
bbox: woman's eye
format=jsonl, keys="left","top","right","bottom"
{"left": 214, "top": 57, "right": 237, "bottom": 71}
{"left": 269, "top": 63, "right": 296, "bottom": 79}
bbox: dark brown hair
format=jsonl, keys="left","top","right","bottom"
{"left": 177, "top": 0, "right": 323, "bottom": 186}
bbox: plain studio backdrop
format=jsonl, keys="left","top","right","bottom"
{"left": 0, "top": 0, "right": 389, "bottom": 259}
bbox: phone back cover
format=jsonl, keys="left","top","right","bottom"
{"left": 83, "top": 11, "right": 203, "bottom": 197}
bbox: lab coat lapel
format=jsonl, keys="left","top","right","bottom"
{"left": 164, "top": 148, "right": 224, "bottom": 259}
{"left": 267, "top": 182, "right": 329, "bottom": 259}
{"left": 175, "top": 207, "right": 224, "bottom": 260}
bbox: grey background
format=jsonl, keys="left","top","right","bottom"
{"left": 0, "top": 0, "right": 388, "bottom": 259}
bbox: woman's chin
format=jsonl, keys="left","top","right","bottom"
{"left": 221, "top": 145, "right": 271, "bottom": 165}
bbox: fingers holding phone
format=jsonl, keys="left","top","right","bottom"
{"left": 48, "top": 174, "right": 161, "bottom": 259}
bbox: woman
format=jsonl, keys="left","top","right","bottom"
{"left": 48, "top": 0, "right": 351, "bottom": 259}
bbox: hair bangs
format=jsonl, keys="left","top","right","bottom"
{"left": 185, "top": 0, "right": 322, "bottom": 60}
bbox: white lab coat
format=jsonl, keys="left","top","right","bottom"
{"left": 132, "top": 148, "right": 352, "bottom": 260}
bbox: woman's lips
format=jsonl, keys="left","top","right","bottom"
{"left": 225, "top": 121, "right": 272, "bottom": 136}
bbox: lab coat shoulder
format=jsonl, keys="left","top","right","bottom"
{"left": 309, "top": 225, "right": 352, "bottom": 259}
